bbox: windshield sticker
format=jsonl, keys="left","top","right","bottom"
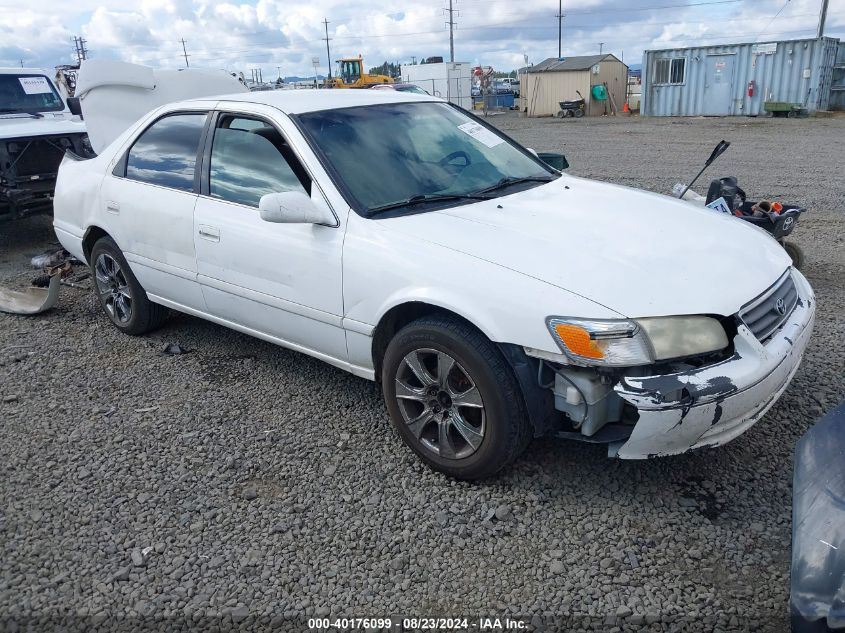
{"left": 457, "top": 122, "right": 504, "bottom": 149}
{"left": 18, "top": 76, "right": 53, "bottom": 95}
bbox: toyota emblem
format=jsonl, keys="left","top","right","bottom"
{"left": 775, "top": 297, "right": 787, "bottom": 315}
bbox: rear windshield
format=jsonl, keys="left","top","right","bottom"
{"left": 0, "top": 74, "right": 64, "bottom": 114}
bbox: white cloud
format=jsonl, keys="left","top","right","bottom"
{"left": 1, "top": 0, "right": 843, "bottom": 74}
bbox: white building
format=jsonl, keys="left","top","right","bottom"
{"left": 401, "top": 62, "right": 473, "bottom": 110}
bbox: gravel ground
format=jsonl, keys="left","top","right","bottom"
{"left": 1, "top": 114, "right": 844, "bottom": 632}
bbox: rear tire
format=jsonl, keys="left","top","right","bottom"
{"left": 381, "top": 315, "right": 532, "bottom": 480}
{"left": 90, "top": 236, "right": 169, "bottom": 336}
{"left": 573, "top": 109, "right": 585, "bottom": 118}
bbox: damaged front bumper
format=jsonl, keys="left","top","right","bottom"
{"left": 612, "top": 269, "right": 815, "bottom": 459}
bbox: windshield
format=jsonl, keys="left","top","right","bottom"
{"left": 0, "top": 74, "right": 64, "bottom": 114}
{"left": 296, "top": 102, "right": 556, "bottom": 216}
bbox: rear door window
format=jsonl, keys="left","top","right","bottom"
{"left": 125, "top": 113, "right": 207, "bottom": 192}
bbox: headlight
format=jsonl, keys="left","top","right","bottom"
{"left": 637, "top": 316, "right": 728, "bottom": 361}
{"left": 547, "top": 316, "right": 728, "bottom": 367}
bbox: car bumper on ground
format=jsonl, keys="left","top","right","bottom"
{"left": 611, "top": 269, "right": 815, "bottom": 459}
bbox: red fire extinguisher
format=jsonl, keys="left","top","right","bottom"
{"left": 747, "top": 80, "right": 755, "bottom": 97}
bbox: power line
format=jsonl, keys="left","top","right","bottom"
{"left": 127, "top": 6, "right": 845, "bottom": 66}
{"left": 755, "top": 0, "right": 791, "bottom": 41}
{"left": 322, "top": 18, "right": 332, "bottom": 79}
{"left": 102, "top": 0, "right": 756, "bottom": 47}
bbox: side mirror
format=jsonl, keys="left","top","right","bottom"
{"left": 537, "top": 152, "right": 570, "bottom": 171}
{"left": 258, "top": 191, "right": 334, "bottom": 225}
{"left": 67, "top": 97, "right": 83, "bottom": 118}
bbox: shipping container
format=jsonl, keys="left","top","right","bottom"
{"left": 642, "top": 37, "right": 842, "bottom": 116}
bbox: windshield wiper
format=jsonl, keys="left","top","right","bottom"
{"left": 474, "top": 176, "right": 554, "bottom": 195}
{"left": 0, "top": 109, "right": 44, "bottom": 118}
{"left": 368, "top": 192, "right": 492, "bottom": 216}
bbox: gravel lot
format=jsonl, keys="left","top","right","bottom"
{"left": 1, "top": 114, "right": 844, "bottom": 632}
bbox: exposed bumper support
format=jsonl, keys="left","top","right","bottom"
{"left": 612, "top": 269, "right": 815, "bottom": 459}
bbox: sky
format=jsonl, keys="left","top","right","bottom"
{"left": 2, "top": 0, "right": 844, "bottom": 78}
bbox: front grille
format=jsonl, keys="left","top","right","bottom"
{"left": 738, "top": 272, "right": 798, "bottom": 342}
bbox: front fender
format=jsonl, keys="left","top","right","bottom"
{"left": 342, "top": 212, "right": 622, "bottom": 353}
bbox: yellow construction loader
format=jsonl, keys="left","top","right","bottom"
{"left": 324, "top": 56, "right": 394, "bottom": 89}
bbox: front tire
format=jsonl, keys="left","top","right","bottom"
{"left": 781, "top": 240, "right": 805, "bottom": 270}
{"left": 90, "top": 236, "right": 168, "bottom": 335}
{"left": 381, "top": 316, "right": 531, "bottom": 480}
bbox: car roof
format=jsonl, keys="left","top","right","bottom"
{"left": 183, "top": 88, "right": 440, "bottom": 114}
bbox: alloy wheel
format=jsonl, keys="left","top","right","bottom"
{"left": 394, "top": 348, "right": 486, "bottom": 460}
{"left": 94, "top": 253, "right": 133, "bottom": 324}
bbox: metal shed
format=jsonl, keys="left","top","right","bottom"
{"left": 521, "top": 54, "right": 628, "bottom": 117}
{"left": 642, "top": 37, "right": 843, "bottom": 116}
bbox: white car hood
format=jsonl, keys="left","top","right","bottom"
{"left": 380, "top": 175, "right": 791, "bottom": 318}
{"left": 0, "top": 114, "right": 85, "bottom": 139}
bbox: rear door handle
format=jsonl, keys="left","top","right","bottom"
{"left": 105, "top": 201, "right": 120, "bottom": 214}
{"left": 198, "top": 225, "right": 220, "bottom": 242}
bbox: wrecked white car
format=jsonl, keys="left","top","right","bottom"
{"left": 52, "top": 87, "right": 814, "bottom": 479}
{"left": 0, "top": 67, "right": 92, "bottom": 220}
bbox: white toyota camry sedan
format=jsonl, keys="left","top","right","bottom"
{"left": 53, "top": 89, "right": 814, "bottom": 479}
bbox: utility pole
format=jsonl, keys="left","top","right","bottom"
{"left": 557, "top": 0, "right": 565, "bottom": 60}
{"left": 277, "top": 66, "right": 282, "bottom": 81}
{"left": 322, "top": 18, "right": 332, "bottom": 79}
{"left": 411, "top": 56, "right": 417, "bottom": 65}
{"left": 817, "top": 0, "right": 830, "bottom": 38}
{"left": 72, "top": 36, "right": 88, "bottom": 65}
{"left": 20, "top": 59, "right": 24, "bottom": 68}
{"left": 180, "top": 38, "right": 190, "bottom": 68}
{"left": 599, "top": 42, "right": 604, "bottom": 54}
{"left": 445, "top": 0, "right": 457, "bottom": 63}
